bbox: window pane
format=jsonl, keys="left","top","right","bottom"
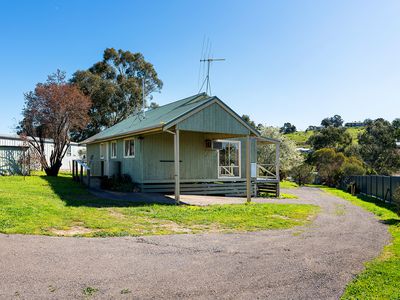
{"left": 111, "top": 142, "right": 116, "bottom": 157}
{"left": 124, "top": 141, "right": 129, "bottom": 156}
{"left": 100, "top": 144, "right": 104, "bottom": 158}
{"left": 129, "top": 140, "right": 135, "bottom": 156}
{"left": 125, "top": 139, "right": 134, "bottom": 157}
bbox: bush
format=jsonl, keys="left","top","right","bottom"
{"left": 100, "top": 174, "right": 138, "bottom": 192}
{"left": 290, "top": 164, "right": 314, "bottom": 186}
{"left": 309, "top": 148, "right": 366, "bottom": 187}
{"left": 393, "top": 186, "right": 400, "bottom": 215}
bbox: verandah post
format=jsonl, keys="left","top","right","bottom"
{"left": 174, "top": 129, "right": 180, "bottom": 203}
{"left": 246, "top": 135, "right": 251, "bottom": 202}
{"left": 275, "top": 142, "right": 281, "bottom": 198}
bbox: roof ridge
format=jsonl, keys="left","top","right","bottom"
{"left": 150, "top": 92, "right": 207, "bottom": 111}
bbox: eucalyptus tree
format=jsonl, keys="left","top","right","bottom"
{"left": 71, "top": 48, "right": 163, "bottom": 141}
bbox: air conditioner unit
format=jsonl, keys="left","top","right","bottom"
{"left": 212, "top": 141, "right": 223, "bottom": 150}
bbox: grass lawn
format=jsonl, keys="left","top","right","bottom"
{"left": 321, "top": 187, "right": 400, "bottom": 299}
{"left": 0, "top": 174, "right": 318, "bottom": 237}
{"left": 281, "top": 180, "right": 299, "bottom": 189}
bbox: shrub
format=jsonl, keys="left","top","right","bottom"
{"left": 309, "top": 148, "right": 366, "bottom": 187}
{"left": 310, "top": 148, "right": 345, "bottom": 186}
{"left": 100, "top": 174, "right": 138, "bottom": 192}
{"left": 290, "top": 164, "right": 314, "bottom": 186}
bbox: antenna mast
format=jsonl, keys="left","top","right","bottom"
{"left": 199, "top": 58, "right": 225, "bottom": 95}
{"left": 142, "top": 74, "right": 146, "bottom": 118}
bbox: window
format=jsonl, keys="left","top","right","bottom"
{"left": 100, "top": 143, "right": 105, "bottom": 159}
{"left": 111, "top": 141, "right": 117, "bottom": 158}
{"left": 218, "top": 140, "right": 241, "bottom": 178}
{"left": 66, "top": 146, "right": 71, "bottom": 157}
{"left": 124, "top": 138, "right": 135, "bottom": 158}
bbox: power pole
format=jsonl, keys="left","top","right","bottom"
{"left": 199, "top": 58, "right": 225, "bottom": 95}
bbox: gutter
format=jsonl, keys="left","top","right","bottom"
{"left": 81, "top": 124, "right": 164, "bottom": 145}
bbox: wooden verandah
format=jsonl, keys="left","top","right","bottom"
{"left": 167, "top": 130, "right": 280, "bottom": 202}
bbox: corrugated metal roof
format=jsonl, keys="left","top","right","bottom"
{"left": 0, "top": 134, "right": 80, "bottom": 146}
{"left": 82, "top": 93, "right": 265, "bottom": 144}
{"left": 83, "top": 93, "right": 215, "bottom": 143}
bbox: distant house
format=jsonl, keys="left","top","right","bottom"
{"left": 0, "top": 134, "right": 85, "bottom": 175}
{"left": 296, "top": 147, "right": 312, "bottom": 154}
{"left": 306, "top": 125, "right": 323, "bottom": 131}
{"left": 344, "top": 122, "right": 365, "bottom": 128}
{"left": 83, "top": 93, "right": 280, "bottom": 200}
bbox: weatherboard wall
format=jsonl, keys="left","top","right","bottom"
{"left": 0, "top": 146, "right": 25, "bottom": 174}
{"left": 87, "top": 131, "right": 257, "bottom": 183}
{"left": 87, "top": 138, "right": 143, "bottom": 182}
{"left": 176, "top": 102, "right": 251, "bottom": 135}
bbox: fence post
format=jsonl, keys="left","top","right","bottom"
{"left": 80, "top": 165, "right": 83, "bottom": 183}
{"left": 382, "top": 176, "right": 385, "bottom": 201}
{"left": 389, "top": 176, "right": 393, "bottom": 204}
{"left": 87, "top": 169, "right": 91, "bottom": 188}
{"left": 371, "top": 176, "right": 373, "bottom": 196}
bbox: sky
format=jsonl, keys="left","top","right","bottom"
{"left": 0, "top": 0, "right": 399, "bottom": 133}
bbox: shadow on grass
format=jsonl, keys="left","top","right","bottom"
{"left": 356, "top": 193, "right": 399, "bottom": 215}
{"left": 380, "top": 218, "right": 400, "bottom": 225}
{"left": 41, "top": 175, "right": 177, "bottom": 208}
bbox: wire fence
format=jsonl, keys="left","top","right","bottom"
{"left": 343, "top": 175, "right": 400, "bottom": 204}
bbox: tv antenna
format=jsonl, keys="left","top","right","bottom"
{"left": 198, "top": 58, "right": 225, "bottom": 95}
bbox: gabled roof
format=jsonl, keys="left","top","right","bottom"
{"left": 82, "top": 93, "right": 260, "bottom": 144}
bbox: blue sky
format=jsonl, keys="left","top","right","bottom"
{"left": 0, "top": 0, "right": 399, "bottom": 133}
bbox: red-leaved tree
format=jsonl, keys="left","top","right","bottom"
{"left": 18, "top": 70, "right": 91, "bottom": 176}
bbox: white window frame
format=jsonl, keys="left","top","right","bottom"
{"left": 100, "top": 143, "right": 105, "bottom": 160}
{"left": 217, "top": 140, "right": 241, "bottom": 179}
{"left": 111, "top": 141, "right": 117, "bottom": 159}
{"left": 124, "top": 138, "right": 135, "bottom": 158}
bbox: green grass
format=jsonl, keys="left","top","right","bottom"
{"left": 82, "top": 286, "right": 98, "bottom": 297}
{"left": 346, "top": 127, "right": 365, "bottom": 144}
{"left": 280, "top": 193, "right": 298, "bottom": 199}
{"left": 0, "top": 174, "right": 318, "bottom": 237}
{"left": 285, "top": 127, "right": 365, "bottom": 147}
{"left": 320, "top": 187, "right": 400, "bottom": 299}
{"left": 281, "top": 180, "right": 299, "bottom": 189}
{"left": 285, "top": 130, "right": 314, "bottom": 147}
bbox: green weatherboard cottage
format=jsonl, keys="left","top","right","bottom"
{"left": 83, "top": 93, "right": 280, "bottom": 201}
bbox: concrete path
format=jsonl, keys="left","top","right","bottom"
{"left": 0, "top": 187, "right": 390, "bottom": 299}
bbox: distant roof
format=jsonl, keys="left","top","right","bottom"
{"left": 83, "top": 93, "right": 261, "bottom": 144}
{"left": 0, "top": 134, "right": 80, "bottom": 145}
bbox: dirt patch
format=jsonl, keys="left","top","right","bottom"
{"left": 159, "top": 222, "right": 193, "bottom": 233}
{"left": 107, "top": 209, "right": 126, "bottom": 219}
{"left": 152, "top": 219, "right": 193, "bottom": 233}
{"left": 50, "top": 226, "right": 98, "bottom": 236}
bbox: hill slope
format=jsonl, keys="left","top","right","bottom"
{"left": 285, "top": 127, "right": 365, "bottom": 147}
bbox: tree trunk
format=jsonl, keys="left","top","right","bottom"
{"left": 45, "top": 160, "right": 62, "bottom": 176}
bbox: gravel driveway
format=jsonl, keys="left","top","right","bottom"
{"left": 0, "top": 187, "right": 390, "bottom": 299}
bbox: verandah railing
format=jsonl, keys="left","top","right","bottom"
{"left": 72, "top": 160, "right": 91, "bottom": 187}
{"left": 257, "top": 163, "right": 278, "bottom": 180}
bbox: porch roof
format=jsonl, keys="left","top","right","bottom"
{"left": 82, "top": 93, "right": 261, "bottom": 144}
{"left": 255, "top": 136, "right": 281, "bottom": 145}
